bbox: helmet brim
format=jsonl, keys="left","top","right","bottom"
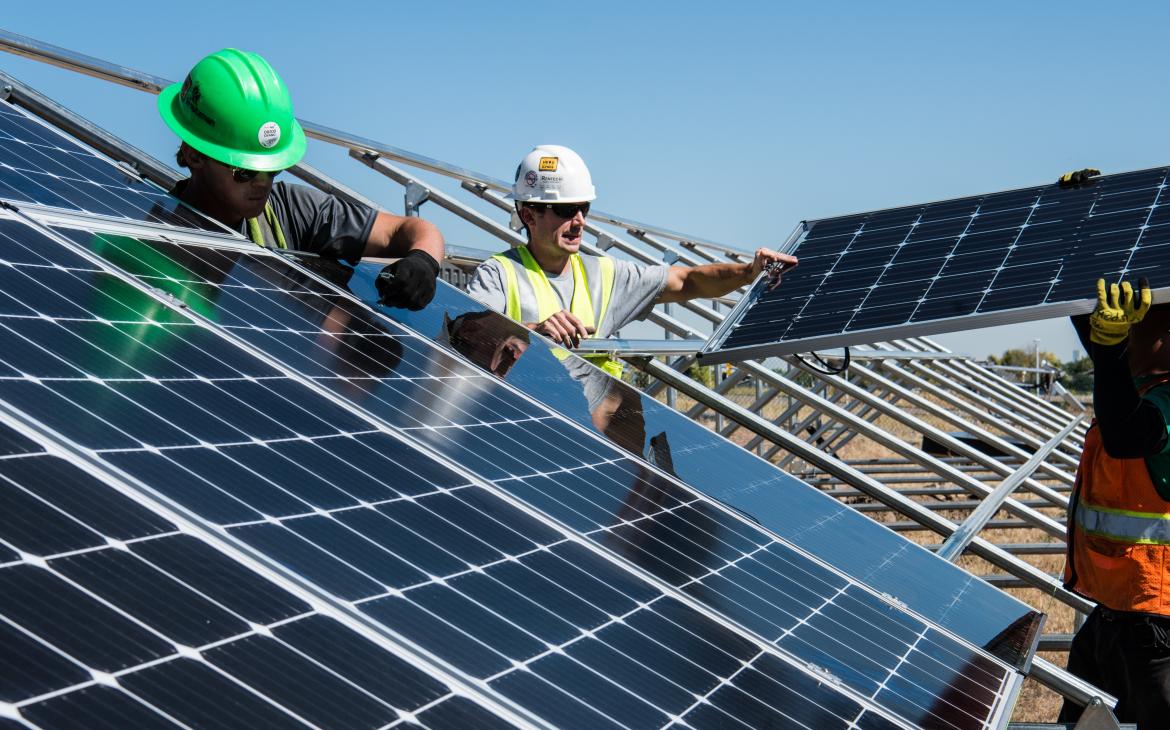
{"left": 506, "top": 191, "right": 597, "bottom": 204}
{"left": 158, "top": 82, "right": 307, "bottom": 172}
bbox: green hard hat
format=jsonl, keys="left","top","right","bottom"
{"left": 158, "top": 48, "right": 306, "bottom": 171}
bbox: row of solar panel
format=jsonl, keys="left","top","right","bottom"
{"left": 0, "top": 90, "right": 1041, "bottom": 671}
{"left": 0, "top": 89, "right": 1029, "bottom": 728}
{"left": 0, "top": 211, "right": 1012, "bottom": 728}
{"left": 707, "top": 165, "right": 1170, "bottom": 359}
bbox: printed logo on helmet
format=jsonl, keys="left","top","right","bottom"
{"left": 524, "top": 170, "right": 538, "bottom": 187}
{"left": 180, "top": 77, "right": 215, "bottom": 126}
{"left": 538, "top": 157, "right": 559, "bottom": 171}
{"left": 258, "top": 122, "right": 281, "bottom": 149}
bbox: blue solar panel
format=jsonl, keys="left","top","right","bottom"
{"left": 0, "top": 98, "right": 218, "bottom": 231}
{"left": 31, "top": 218, "right": 1030, "bottom": 728}
{"left": 0, "top": 418, "right": 511, "bottom": 729}
{"left": 702, "top": 166, "right": 1170, "bottom": 361}
{"left": 371, "top": 276, "right": 1044, "bottom": 671}
{"left": 0, "top": 213, "right": 982, "bottom": 728}
{"left": 0, "top": 84, "right": 1046, "bottom": 725}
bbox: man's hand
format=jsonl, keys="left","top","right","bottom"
{"left": 375, "top": 249, "right": 440, "bottom": 311}
{"left": 1058, "top": 168, "right": 1101, "bottom": 187}
{"left": 748, "top": 248, "right": 799, "bottom": 290}
{"left": 528, "top": 310, "right": 595, "bottom": 347}
{"left": 1090, "top": 277, "right": 1151, "bottom": 346}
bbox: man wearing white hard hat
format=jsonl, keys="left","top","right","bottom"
{"left": 467, "top": 145, "right": 797, "bottom": 378}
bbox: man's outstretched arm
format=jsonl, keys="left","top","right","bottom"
{"left": 657, "top": 248, "right": 797, "bottom": 304}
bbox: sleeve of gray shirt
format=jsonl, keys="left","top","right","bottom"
{"left": 269, "top": 182, "right": 377, "bottom": 265}
{"left": 466, "top": 258, "right": 508, "bottom": 314}
{"left": 602, "top": 259, "right": 670, "bottom": 336}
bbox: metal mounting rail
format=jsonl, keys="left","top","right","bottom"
{"left": 633, "top": 358, "right": 1090, "bottom": 606}
{"left": 573, "top": 339, "right": 706, "bottom": 356}
{"left": 937, "top": 414, "right": 1083, "bottom": 562}
{"left": 764, "top": 359, "right": 1067, "bottom": 537}
{"left": 0, "top": 27, "right": 746, "bottom": 256}
{"left": 840, "top": 359, "right": 1076, "bottom": 496}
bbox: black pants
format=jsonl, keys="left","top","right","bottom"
{"left": 1059, "top": 605, "right": 1170, "bottom": 728}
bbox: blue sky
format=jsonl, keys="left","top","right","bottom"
{"left": 3, "top": 1, "right": 1167, "bottom": 360}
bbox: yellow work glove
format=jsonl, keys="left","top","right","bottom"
{"left": 1058, "top": 168, "right": 1100, "bottom": 187}
{"left": 1089, "top": 277, "right": 1151, "bottom": 346}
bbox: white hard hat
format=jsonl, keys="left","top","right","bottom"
{"left": 509, "top": 145, "right": 596, "bottom": 203}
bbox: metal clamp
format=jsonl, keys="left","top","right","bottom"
{"left": 594, "top": 231, "right": 618, "bottom": 251}
{"left": 404, "top": 182, "right": 430, "bottom": 217}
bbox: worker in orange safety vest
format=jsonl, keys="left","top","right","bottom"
{"left": 1060, "top": 275, "right": 1170, "bottom": 729}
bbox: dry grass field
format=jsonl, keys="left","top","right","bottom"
{"left": 663, "top": 383, "right": 1083, "bottom": 724}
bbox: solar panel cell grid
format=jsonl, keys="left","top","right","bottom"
{"left": 25, "top": 223, "right": 1027, "bottom": 726}
{"left": 0, "top": 81, "right": 1049, "bottom": 722}
{"left": 0, "top": 217, "right": 960, "bottom": 728}
{"left": 705, "top": 166, "right": 1170, "bottom": 359}
{"left": 0, "top": 425, "right": 504, "bottom": 729}
{"left": 0, "top": 100, "right": 214, "bottom": 230}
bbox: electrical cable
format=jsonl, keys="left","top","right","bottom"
{"left": 793, "top": 347, "right": 851, "bottom": 375}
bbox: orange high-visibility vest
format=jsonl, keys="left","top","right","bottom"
{"left": 1065, "top": 423, "right": 1170, "bottom": 615}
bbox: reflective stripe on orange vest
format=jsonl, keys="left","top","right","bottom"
{"left": 1065, "top": 423, "right": 1170, "bottom": 615}
{"left": 1075, "top": 501, "right": 1170, "bottom": 545}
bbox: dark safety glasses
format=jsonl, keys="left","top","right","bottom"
{"left": 229, "top": 166, "right": 283, "bottom": 183}
{"left": 533, "top": 201, "right": 590, "bottom": 219}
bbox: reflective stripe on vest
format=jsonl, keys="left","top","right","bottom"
{"left": 1065, "top": 422, "right": 1170, "bottom": 615}
{"left": 1075, "top": 501, "right": 1170, "bottom": 545}
{"left": 491, "top": 246, "right": 623, "bottom": 378}
{"left": 246, "top": 202, "right": 288, "bottom": 250}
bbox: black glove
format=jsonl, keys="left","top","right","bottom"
{"left": 1058, "top": 168, "right": 1101, "bottom": 187}
{"left": 375, "top": 249, "right": 440, "bottom": 310}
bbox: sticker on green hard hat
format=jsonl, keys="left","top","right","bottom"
{"left": 158, "top": 48, "right": 306, "bottom": 171}
{"left": 258, "top": 122, "right": 281, "bottom": 149}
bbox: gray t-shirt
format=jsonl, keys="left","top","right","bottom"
{"left": 466, "top": 252, "right": 670, "bottom": 337}
{"left": 172, "top": 180, "right": 377, "bottom": 265}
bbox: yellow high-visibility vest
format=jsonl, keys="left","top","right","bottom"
{"left": 246, "top": 202, "right": 288, "bottom": 249}
{"left": 492, "top": 245, "right": 623, "bottom": 378}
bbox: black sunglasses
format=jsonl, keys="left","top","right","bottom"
{"left": 229, "top": 166, "right": 283, "bottom": 183}
{"left": 531, "top": 201, "right": 590, "bottom": 219}
{"left": 215, "top": 160, "right": 282, "bottom": 183}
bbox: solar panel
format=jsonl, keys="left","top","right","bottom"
{"left": 0, "top": 98, "right": 219, "bottom": 231}
{"left": 0, "top": 417, "right": 515, "bottom": 729}
{"left": 701, "top": 166, "right": 1170, "bottom": 362}
{"left": 0, "top": 212, "right": 1010, "bottom": 728}
{"left": 363, "top": 273, "right": 1044, "bottom": 670}
{"left": 0, "top": 78, "right": 1055, "bottom": 723}
{"left": 0, "top": 204, "right": 1032, "bottom": 727}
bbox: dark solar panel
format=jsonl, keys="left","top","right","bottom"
{"left": 0, "top": 99, "right": 217, "bottom": 231}
{"left": 0, "top": 419, "right": 506, "bottom": 729}
{"left": 0, "top": 61, "right": 1049, "bottom": 715}
{"left": 370, "top": 276, "right": 1044, "bottom": 672}
{"left": 702, "top": 166, "right": 1170, "bottom": 361}
{"left": 0, "top": 214, "right": 978, "bottom": 728}
{"left": 25, "top": 219, "right": 1030, "bottom": 727}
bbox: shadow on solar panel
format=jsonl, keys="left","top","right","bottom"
{"left": 700, "top": 166, "right": 1170, "bottom": 363}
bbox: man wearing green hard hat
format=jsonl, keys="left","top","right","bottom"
{"left": 159, "top": 48, "right": 444, "bottom": 309}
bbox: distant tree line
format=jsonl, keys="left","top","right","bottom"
{"left": 987, "top": 348, "right": 1092, "bottom": 393}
